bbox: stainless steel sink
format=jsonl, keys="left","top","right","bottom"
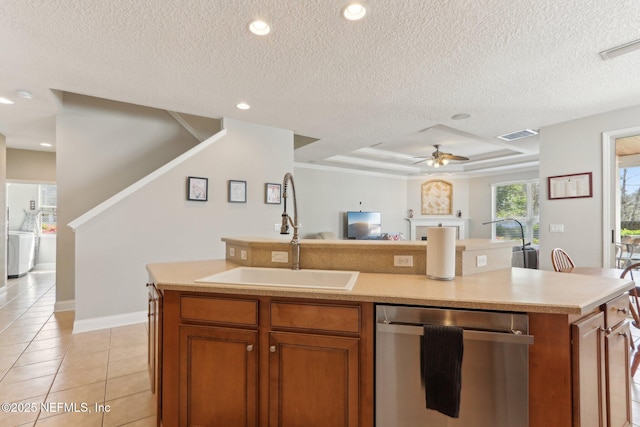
{"left": 195, "top": 267, "right": 359, "bottom": 290}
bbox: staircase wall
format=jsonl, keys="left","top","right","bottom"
{"left": 56, "top": 92, "right": 203, "bottom": 310}
{"left": 69, "top": 116, "right": 293, "bottom": 331}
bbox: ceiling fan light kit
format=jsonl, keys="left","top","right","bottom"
{"left": 417, "top": 144, "right": 468, "bottom": 168}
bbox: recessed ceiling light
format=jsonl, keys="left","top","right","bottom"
{"left": 451, "top": 113, "right": 470, "bottom": 120}
{"left": 40, "top": 142, "right": 52, "bottom": 147}
{"left": 342, "top": 3, "right": 367, "bottom": 21}
{"left": 249, "top": 20, "right": 270, "bottom": 36}
{"left": 0, "top": 97, "right": 14, "bottom": 105}
{"left": 16, "top": 90, "right": 33, "bottom": 99}
{"left": 236, "top": 102, "right": 251, "bottom": 110}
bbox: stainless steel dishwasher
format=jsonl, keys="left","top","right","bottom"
{"left": 376, "top": 304, "right": 534, "bottom": 427}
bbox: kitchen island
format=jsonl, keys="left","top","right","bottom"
{"left": 148, "top": 258, "right": 634, "bottom": 427}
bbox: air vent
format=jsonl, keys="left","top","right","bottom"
{"left": 496, "top": 129, "right": 539, "bottom": 142}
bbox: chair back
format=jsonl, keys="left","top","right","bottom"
{"left": 620, "top": 262, "right": 640, "bottom": 280}
{"left": 551, "top": 248, "right": 575, "bottom": 272}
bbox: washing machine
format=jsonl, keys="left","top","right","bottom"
{"left": 7, "top": 231, "right": 35, "bottom": 278}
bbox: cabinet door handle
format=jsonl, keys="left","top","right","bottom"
{"left": 269, "top": 345, "right": 276, "bottom": 353}
{"left": 247, "top": 345, "right": 254, "bottom": 352}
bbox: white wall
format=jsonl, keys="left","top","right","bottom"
{"left": 72, "top": 118, "right": 293, "bottom": 330}
{"left": 56, "top": 93, "right": 203, "bottom": 307}
{"left": 293, "top": 165, "right": 408, "bottom": 239}
{"left": 292, "top": 166, "right": 543, "bottom": 241}
{"left": 539, "top": 104, "right": 640, "bottom": 270}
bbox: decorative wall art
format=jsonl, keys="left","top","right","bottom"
{"left": 187, "top": 176, "right": 208, "bottom": 201}
{"left": 265, "top": 183, "right": 281, "bottom": 204}
{"left": 548, "top": 172, "right": 593, "bottom": 200}
{"left": 228, "top": 180, "right": 247, "bottom": 203}
{"left": 421, "top": 180, "right": 453, "bottom": 215}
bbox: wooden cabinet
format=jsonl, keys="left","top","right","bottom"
{"left": 147, "top": 286, "right": 161, "bottom": 390}
{"left": 147, "top": 283, "right": 163, "bottom": 426}
{"left": 268, "top": 332, "right": 360, "bottom": 426}
{"left": 159, "top": 291, "right": 373, "bottom": 427}
{"left": 179, "top": 325, "right": 258, "bottom": 426}
{"left": 605, "top": 320, "right": 631, "bottom": 426}
{"left": 572, "top": 311, "right": 607, "bottom": 427}
{"left": 572, "top": 294, "right": 632, "bottom": 427}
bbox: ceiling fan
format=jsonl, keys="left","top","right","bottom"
{"left": 414, "top": 144, "right": 469, "bottom": 168}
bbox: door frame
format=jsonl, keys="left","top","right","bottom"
{"left": 602, "top": 126, "right": 640, "bottom": 266}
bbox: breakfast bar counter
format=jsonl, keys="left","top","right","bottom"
{"left": 147, "top": 258, "right": 634, "bottom": 316}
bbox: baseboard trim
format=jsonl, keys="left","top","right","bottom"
{"left": 73, "top": 310, "right": 147, "bottom": 334}
{"left": 54, "top": 299, "right": 75, "bottom": 312}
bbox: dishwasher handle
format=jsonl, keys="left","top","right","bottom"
{"left": 377, "top": 322, "right": 534, "bottom": 345}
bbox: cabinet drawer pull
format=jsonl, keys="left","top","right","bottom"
{"left": 270, "top": 345, "right": 276, "bottom": 353}
{"left": 616, "top": 307, "right": 628, "bottom": 315}
{"left": 247, "top": 345, "right": 254, "bottom": 352}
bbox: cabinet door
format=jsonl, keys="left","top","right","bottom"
{"left": 268, "top": 331, "right": 360, "bottom": 427}
{"left": 572, "top": 311, "right": 606, "bottom": 427}
{"left": 605, "top": 321, "right": 632, "bottom": 427}
{"left": 180, "top": 325, "right": 258, "bottom": 427}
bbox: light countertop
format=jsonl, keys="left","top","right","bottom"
{"left": 221, "top": 236, "right": 518, "bottom": 251}
{"left": 147, "top": 259, "right": 634, "bottom": 315}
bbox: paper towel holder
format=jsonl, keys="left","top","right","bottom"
{"left": 426, "top": 226, "right": 456, "bottom": 281}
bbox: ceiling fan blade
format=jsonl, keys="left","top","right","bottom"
{"left": 412, "top": 158, "right": 428, "bottom": 165}
{"left": 440, "top": 153, "right": 469, "bottom": 161}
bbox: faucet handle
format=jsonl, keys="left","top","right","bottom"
{"left": 280, "top": 213, "right": 290, "bottom": 234}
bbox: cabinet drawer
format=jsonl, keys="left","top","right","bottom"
{"left": 604, "top": 293, "right": 629, "bottom": 329}
{"left": 270, "top": 301, "right": 360, "bottom": 334}
{"left": 181, "top": 295, "right": 258, "bottom": 326}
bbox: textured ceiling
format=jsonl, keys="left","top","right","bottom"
{"left": 1, "top": 0, "right": 640, "bottom": 175}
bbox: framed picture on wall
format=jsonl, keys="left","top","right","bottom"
{"left": 228, "top": 180, "right": 247, "bottom": 203}
{"left": 187, "top": 176, "right": 208, "bottom": 201}
{"left": 548, "top": 172, "right": 592, "bottom": 200}
{"left": 421, "top": 179, "right": 453, "bottom": 215}
{"left": 265, "top": 183, "right": 281, "bottom": 204}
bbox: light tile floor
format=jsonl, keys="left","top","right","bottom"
{"left": 0, "top": 270, "right": 155, "bottom": 426}
{"left": 2, "top": 269, "right": 640, "bottom": 426}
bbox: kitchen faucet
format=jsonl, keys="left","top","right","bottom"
{"left": 280, "top": 172, "right": 300, "bottom": 270}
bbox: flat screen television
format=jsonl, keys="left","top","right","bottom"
{"left": 347, "top": 211, "right": 382, "bottom": 239}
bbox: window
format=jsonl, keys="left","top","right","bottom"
{"left": 39, "top": 184, "right": 57, "bottom": 234}
{"left": 620, "top": 165, "right": 640, "bottom": 229}
{"left": 490, "top": 180, "right": 539, "bottom": 245}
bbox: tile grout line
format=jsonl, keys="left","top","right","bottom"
{"left": 0, "top": 284, "right": 58, "bottom": 383}
{"left": 0, "top": 283, "right": 65, "bottom": 425}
